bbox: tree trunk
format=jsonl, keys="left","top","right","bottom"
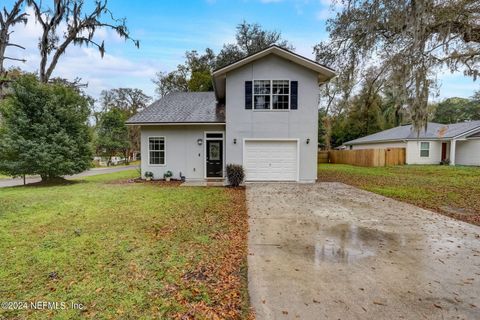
{"left": 124, "top": 149, "right": 130, "bottom": 165}
{"left": 322, "top": 116, "right": 332, "bottom": 150}
{"left": 395, "top": 106, "right": 401, "bottom": 126}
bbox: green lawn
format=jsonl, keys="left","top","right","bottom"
{"left": 318, "top": 164, "right": 480, "bottom": 225}
{"left": 0, "top": 170, "right": 250, "bottom": 319}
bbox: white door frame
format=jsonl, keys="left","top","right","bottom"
{"left": 204, "top": 131, "right": 225, "bottom": 179}
{"left": 242, "top": 138, "right": 300, "bottom": 182}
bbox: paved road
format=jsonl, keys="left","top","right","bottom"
{"left": 247, "top": 182, "right": 480, "bottom": 320}
{"left": 0, "top": 165, "right": 138, "bottom": 188}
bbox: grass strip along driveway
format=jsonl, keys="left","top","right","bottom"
{"left": 318, "top": 164, "right": 480, "bottom": 226}
{"left": 0, "top": 170, "right": 250, "bottom": 319}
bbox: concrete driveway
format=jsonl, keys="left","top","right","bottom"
{"left": 0, "top": 165, "right": 138, "bottom": 188}
{"left": 247, "top": 183, "right": 480, "bottom": 320}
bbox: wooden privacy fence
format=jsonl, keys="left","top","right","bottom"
{"left": 319, "top": 148, "right": 406, "bottom": 167}
{"left": 318, "top": 151, "right": 329, "bottom": 164}
{"left": 384, "top": 148, "right": 406, "bottom": 166}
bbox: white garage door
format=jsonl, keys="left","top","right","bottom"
{"left": 244, "top": 140, "right": 298, "bottom": 181}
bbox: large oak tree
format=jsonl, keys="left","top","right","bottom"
{"left": 98, "top": 88, "right": 151, "bottom": 161}
{"left": 152, "top": 21, "right": 293, "bottom": 97}
{"left": 315, "top": 0, "right": 480, "bottom": 133}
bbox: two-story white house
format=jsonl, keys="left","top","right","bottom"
{"left": 126, "top": 45, "right": 336, "bottom": 182}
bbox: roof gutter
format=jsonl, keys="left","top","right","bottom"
{"left": 344, "top": 138, "right": 407, "bottom": 146}
{"left": 345, "top": 137, "right": 456, "bottom": 145}
{"left": 452, "top": 125, "right": 480, "bottom": 139}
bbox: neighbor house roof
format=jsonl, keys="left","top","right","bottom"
{"left": 212, "top": 45, "right": 336, "bottom": 100}
{"left": 126, "top": 92, "right": 225, "bottom": 124}
{"left": 344, "top": 121, "right": 480, "bottom": 145}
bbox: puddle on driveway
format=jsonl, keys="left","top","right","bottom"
{"left": 282, "top": 223, "right": 408, "bottom": 265}
{"left": 315, "top": 237, "right": 376, "bottom": 264}
{"left": 314, "top": 224, "right": 402, "bottom": 264}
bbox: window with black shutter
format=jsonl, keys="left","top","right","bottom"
{"left": 290, "top": 81, "right": 298, "bottom": 110}
{"left": 245, "top": 81, "right": 252, "bottom": 109}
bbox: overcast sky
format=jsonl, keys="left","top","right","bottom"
{"left": 4, "top": 0, "right": 479, "bottom": 102}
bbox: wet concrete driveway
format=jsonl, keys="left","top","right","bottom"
{"left": 247, "top": 183, "right": 480, "bottom": 319}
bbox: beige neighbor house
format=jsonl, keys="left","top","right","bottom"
{"left": 344, "top": 121, "right": 480, "bottom": 166}
{"left": 126, "top": 46, "right": 336, "bottom": 182}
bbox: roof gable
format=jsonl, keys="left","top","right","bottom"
{"left": 212, "top": 45, "right": 336, "bottom": 100}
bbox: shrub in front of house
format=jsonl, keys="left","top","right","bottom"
{"left": 226, "top": 164, "right": 245, "bottom": 187}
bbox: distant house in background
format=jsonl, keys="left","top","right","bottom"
{"left": 344, "top": 121, "right": 480, "bottom": 166}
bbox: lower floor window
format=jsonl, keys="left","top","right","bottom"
{"left": 149, "top": 137, "right": 165, "bottom": 165}
{"left": 420, "top": 142, "right": 430, "bottom": 157}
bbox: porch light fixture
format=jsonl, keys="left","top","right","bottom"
{"left": 233, "top": 138, "right": 237, "bottom": 144}
{"left": 197, "top": 138, "right": 203, "bottom": 146}
{"left": 306, "top": 138, "right": 310, "bottom": 144}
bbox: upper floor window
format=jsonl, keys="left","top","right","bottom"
{"left": 254, "top": 80, "right": 289, "bottom": 110}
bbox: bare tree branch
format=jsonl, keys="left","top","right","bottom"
{"left": 0, "top": 0, "right": 28, "bottom": 75}
{"left": 27, "top": 0, "right": 139, "bottom": 83}
{"left": 3, "top": 56, "right": 26, "bottom": 62}
{"left": 5, "top": 42, "right": 26, "bottom": 50}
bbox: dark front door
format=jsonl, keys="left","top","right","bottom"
{"left": 441, "top": 142, "right": 447, "bottom": 161}
{"left": 206, "top": 140, "right": 223, "bottom": 178}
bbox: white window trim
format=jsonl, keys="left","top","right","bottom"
{"left": 148, "top": 136, "right": 166, "bottom": 166}
{"left": 253, "top": 79, "right": 290, "bottom": 111}
{"left": 204, "top": 131, "right": 225, "bottom": 179}
{"left": 419, "top": 141, "right": 430, "bottom": 158}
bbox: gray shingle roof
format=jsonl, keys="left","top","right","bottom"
{"left": 126, "top": 92, "right": 225, "bottom": 124}
{"left": 345, "top": 121, "right": 480, "bottom": 145}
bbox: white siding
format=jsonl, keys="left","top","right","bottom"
{"left": 350, "top": 141, "right": 406, "bottom": 150}
{"left": 140, "top": 125, "right": 225, "bottom": 180}
{"left": 456, "top": 139, "right": 480, "bottom": 166}
{"left": 225, "top": 54, "right": 319, "bottom": 182}
{"left": 406, "top": 140, "right": 442, "bottom": 164}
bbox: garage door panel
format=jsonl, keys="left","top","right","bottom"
{"left": 244, "top": 140, "right": 298, "bottom": 181}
